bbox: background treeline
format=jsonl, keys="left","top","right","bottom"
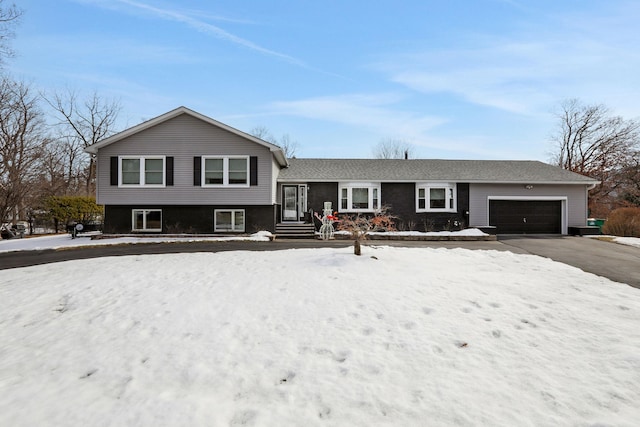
{"left": 0, "top": 76, "right": 119, "bottom": 231}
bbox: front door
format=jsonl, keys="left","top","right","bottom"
{"left": 282, "top": 185, "right": 306, "bottom": 221}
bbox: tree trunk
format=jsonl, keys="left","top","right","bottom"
{"left": 354, "top": 239, "right": 361, "bottom": 256}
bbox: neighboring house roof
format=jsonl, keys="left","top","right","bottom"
{"left": 278, "top": 158, "right": 599, "bottom": 185}
{"left": 85, "top": 106, "right": 288, "bottom": 167}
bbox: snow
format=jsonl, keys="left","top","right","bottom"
{"left": 0, "top": 231, "right": 273, "bottom": 253}
{"left": 1, "top": 246, "right": 639, "bottom": 426}
{"left": 339, "top": 228, "right": 489, "bottom": 237}
{"left": 613, "top": 237, "right": 640, "bottom": 249}
{"left": 0, "top": 229, "right": 490, "bottom": 254}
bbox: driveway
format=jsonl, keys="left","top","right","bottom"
{"left": 499, "top": 236, "right": 640, "bottom": 289}
{"left": 1, "top": 236, "right": 638, "bottom": 289}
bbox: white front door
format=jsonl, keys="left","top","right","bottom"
{"left": 282, "top": 185, "right": 306, "bottom": 222}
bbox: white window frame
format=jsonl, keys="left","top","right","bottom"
{"left": 338, "top": 182, "right": 381, "bottom": 213}
{"left": 202, "top": 156, "right": 249, "bottom": 187}
{"left": 416, "top": 183, "right": 457, "bottom": 212}
{"left": 214, "top": 209, "right": 246, "bottom": 232}
{"left": 119, "top": 156, "right": 166, "bottom": 187}
{"left": 131, "top": 209, "right": 162, "bottom": 232}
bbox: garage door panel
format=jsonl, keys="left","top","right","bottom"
{"left": 489, "top": 200, "right": 561, "bottom": 234}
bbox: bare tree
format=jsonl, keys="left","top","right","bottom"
{"left": 278, "top": 133, "right": 299, "bottom": 158}
{"left": 37, "top": 133, "right": 86, "bottom": 196}
{"left": 250, "top": 125, "right": 274, "bottom": 143}
{"left": 618, "top": 152, "right": 640, "bottom": 206}
{"left": 250, "top": 126, "right": 299, "bottom": 158}
{"left": 0, "top": 1, "right": 22, "bottom": 66}
{"left": 0, "top": 77, "right": 47, "bottom": 223}
{"left": 337, "top": 206, "right": 396, "bottom": 255}
{"left": 550, "top": 99, "right": 640, "bottom": 216}
{"left": 373, "top": 138, "right": 415, "bottom": 159}
{"left": 44, "top": 89, "right": 121, "bottom": 195}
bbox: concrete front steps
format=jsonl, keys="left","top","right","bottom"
{"left": 275, "top": 222, "right": 316, "bottom": 239}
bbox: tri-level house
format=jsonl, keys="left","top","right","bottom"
{"left": 87, "top": 107, "right": 599, "bottom": 235}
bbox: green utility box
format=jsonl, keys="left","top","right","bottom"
{"left": 587, "top": 218, "right": 606, "bottom": 230}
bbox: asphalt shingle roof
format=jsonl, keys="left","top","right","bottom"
{"left": 278, "top": 159, "right": 598, "bottom": 184}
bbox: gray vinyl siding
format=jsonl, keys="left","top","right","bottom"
{"left": 469, "top": 183, "right": 589, "bottom": 230}
{"left": 96, "top": 113, "right": 276, "bottom": 205}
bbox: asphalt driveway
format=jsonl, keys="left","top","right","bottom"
{"left": 1, "top": 236, "right": 638, "bottom": 289}
{"left": 499, "top": 236, "right": 640, "bottom": 289}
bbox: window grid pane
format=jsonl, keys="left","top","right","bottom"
{"left": 228, "top": 159, "right": 247, "bottom": 184}
{"left": 418, "top": 188, "right": 426, "bottom": 209}
{"left": 216, "top": 211, "right": 232, "bottom": 231}
{"left": 341, "top": 188, "right": 348, "bottom": 210}
{"left": 205, "top": 158, "right": 224, "bottom": 184}
{"left": 234, "top": 211, "right": 245, "bottom": 231}
{"left": 134, "top": 211, "right": 144, "bottom": 230}
{"left": 430, "top": 188, "right": 446, "bottom": 209}
{"left": 352, "top": 188, "right": 369, "bottom": 209}
{"left": 122, "top": 159, "right": 140, "bottom": 184}
{"left": 146, "top": 210, "right": 162, "bottom": 230}
{"left": 144, "top": 159, "right": 164, "bottom": 185}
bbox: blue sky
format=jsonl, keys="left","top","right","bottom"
{"left": 8, "top": 0, "right": 640, "bottom": 160}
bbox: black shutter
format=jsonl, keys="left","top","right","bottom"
{"left": 193, "top": 156, "right": 201, "bottom": 186}
{"left": 166, "top": 157, "right": 174, "bottom": 186}
{"left": 250, "top": 156, "right": 258, "bottom": 186}
{"left": 110, "top": 157, "right": 118, "bottom": 186}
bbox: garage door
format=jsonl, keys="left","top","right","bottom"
{"left": 489, "top": 200, "right": 561, "bottom": 234}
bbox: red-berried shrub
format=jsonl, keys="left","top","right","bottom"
{"left": 337, "top": 207, "right": 396, "bottom": 255}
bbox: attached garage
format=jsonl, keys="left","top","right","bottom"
{"left": 489, "top": 200, "right": 562, "bottom": 234}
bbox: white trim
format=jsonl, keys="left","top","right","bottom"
{"left": 118, "top": 156, "right": 166, "bottom": 187}
{"left": 298, "top": 184, "right": 307, "bottom": 218}
{"left": 131, "top": 209, "right": 162, "bottom": 232}
{"left": 338, "top": 182, "right": 381, "bottom": 213}
{"left": 214, "top": 209, "right": 245, "bottom": 232}
{"left": 202, "top": 156, "right": 250, "bottom": 187}
{"left": 416, "top": 183, "right": 457, "bottom": 213}
{"left": 487, "top": 196, "right": 568, "bottom": 234}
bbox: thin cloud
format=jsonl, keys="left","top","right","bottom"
{"left": 379, "top": 3, "right": 640, "bottom": 118}
{"left": 87, "top": 0, "right": 308, "bottom": 67}
{"left": 267, "top": 93, "right": 452, "bottom": 149}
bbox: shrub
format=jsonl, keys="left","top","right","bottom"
{"left": 602, "top": 207, "right": 640, "bottom": 237}
{"left": 337, "top": 207, "right": 396, "bottom": 255}
{"left": 44, "top": 196, "right": 103, "bottom": 233}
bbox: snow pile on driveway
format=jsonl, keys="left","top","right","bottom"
{"left": 1, "top": 246, "right": 639, "bottom": 426}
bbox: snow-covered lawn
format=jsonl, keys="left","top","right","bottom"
{"left": 1, "top": 246, "right": 639, "bottom": 426}
{"left": 0, "top": 231, "right": 274, "bottom": 253}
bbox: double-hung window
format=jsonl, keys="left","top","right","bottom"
{"left": 416, "top": 183, "right": 456, "bottom": 212}
{"left": 202, "top": 156, "right": 249, "bottom": 186}
{"left": 214, "top": 209, "right": 245, "bottom": 232}
{"left": 132, "top": 209, "right": 162, "bottom": 232}
{"left": 338, "top": 183, "right": 381, "bottom": 212}
{"left": 119, "top": 156, "right": 165, "bottom": 187}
